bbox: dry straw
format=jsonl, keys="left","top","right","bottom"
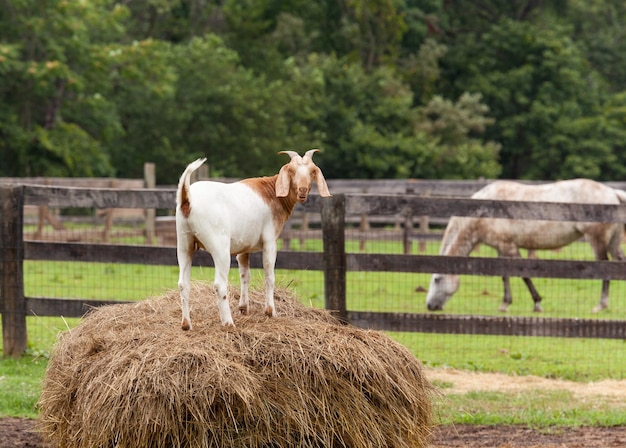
{"left": 38, "top": 282, "right": 434, "bottom": 447}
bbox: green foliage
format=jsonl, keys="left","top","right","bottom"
{"left": 0, "top": 0, "right": 126, "bottom": 176}
{"left": 414, "top": 93, "right": 501, "bottom": 179}
{"left": 291, "top": 54, "right": 499, "bottom": 180}
{"left": 439, "top": 7, "right": 626, "bottom": 181}
{"left": 2, "top": 0, "right": 626, "bottom": 181}
{"left": 33, "top": 123, "right": 111, "bottom": 176}
{"left": 568, "top": 0, "right": 626, "bottom": 92}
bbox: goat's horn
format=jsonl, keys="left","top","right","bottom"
{"left": 278, "top": 150, "right": 301, "bottom": 160}
{"left": 304, "top": 149, "right": 320, "bottom": 160}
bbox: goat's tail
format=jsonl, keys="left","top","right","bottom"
{"left": 177, "top": 158, "right": 207, "bottom": 217}
{"left": 614, "top": 187, "right": 626, "bottom": 204}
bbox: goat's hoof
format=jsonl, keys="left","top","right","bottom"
{"left": 591, "top": 305, "right": 606, "bottom": 313}
{"left": 239, "top": 305, "right": 249, "bottom": 315}
{"left": 181, "top": 319, "right": 192, "bottom": 331}
{"left": 264, "top": 306, "right": 275, "bottom": 317}
{"left": 498, "top": 305, "right": 509, "bottom": 313}
{"left": 533, "top": 305, "right": 543, "bottom": 313}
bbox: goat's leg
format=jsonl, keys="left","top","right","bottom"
{"left": 498, "top": 276, "right": 513, "bottom": 312}
{"left": 177, "top": 240, "right": 194, "bottom": 331}
{"left": 237, "top": 252, "right": 250, "bottom": 315}
{"left": 213, "top": 251, "right": 234, "bottom": 326}
{"left": 522, "top": 277, "right": 543, "bottom": 312}
{"left": 262, "top": 242, "right": 277, "bottom": 317}
{"left": 592, "top": 280, "right": 610, "bottom": 313}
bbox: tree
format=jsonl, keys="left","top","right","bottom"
{"left": 567, "top": 0, "right": 626, "bottom": 92}
{"left": 547, "top": 92, "right": 626, "bottom": 180}
{"left": 0, "top": 0, "right": 128, "bottom": 176}
{"left": 441, "top": 18, "right": 609, "bottom": 179}
{"left": 414, "top": 93, "right": 501, "bottom": 179}
{"left": 12, "top": 0, "right": 626, "bottom": 182}
{"left": 293, "top": 54, "right": 500, "bottom": 180}
{"left": 108, "top": 34, "right": 327, "bottom": 183}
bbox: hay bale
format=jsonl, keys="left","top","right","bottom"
{"left": 38, "top": 282, "right": 434, "bottom": 447}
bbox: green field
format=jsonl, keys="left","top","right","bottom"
{"left": 2, "top": 236, "right": 626, "bottom": 423}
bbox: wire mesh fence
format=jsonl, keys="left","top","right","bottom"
{"left": 2, "top": 183, "right": 626, "bottom": 382}
{"left": 340, "top": 235, "right": 626, "bottom": 381}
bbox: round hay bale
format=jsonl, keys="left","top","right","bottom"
{"left": 38, "top": 282, "right": 434, "bottom": 447}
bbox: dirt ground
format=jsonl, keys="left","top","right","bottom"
{"left": 2, "top": 417, "right": 626, "bottom": 448}
{"left": 426, "top": 369, "right": 626, "bottom": 447}
{"left": 427, "top": 369, "right": 626, "bottom": 402}
{"left": 432, "top": 425, "right": 626, "bottom": 447}
{"left": 3, "top": 369, "right": 625, "bottom": 448}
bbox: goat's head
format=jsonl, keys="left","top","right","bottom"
{"left": 276, "top": 149, "right": 331, "bottom": 203}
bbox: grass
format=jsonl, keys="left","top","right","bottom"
{"left": 434, "top": 389, "right": 626, "bottom": 427}
{"left": 0, "top": 355, "right": 48, "bottom": 418}
{"left": 2, "top": 234, "right": 626, "bottom": 425}
{"left": 394, "top": 332, "right": 626, "bottom": 381}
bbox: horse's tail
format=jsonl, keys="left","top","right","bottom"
{"left": 613, "top": 188, "right": 626, "bottom": 204}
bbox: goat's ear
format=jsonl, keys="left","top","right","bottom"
{"left": 276, "top": 164, "right": 291, "bottom": 197}
{"left": 315, "top": 169, "right": 332, "bottom": 197}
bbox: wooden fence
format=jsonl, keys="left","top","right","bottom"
{"left": 0, "top": 165, "right": 155, "bottom": 242}
{"left": 2, "top": 183, "right": 626, "bottom": 357}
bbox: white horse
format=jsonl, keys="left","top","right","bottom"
{"left": 425, "top": 179, "right": 626, "bottom": 313}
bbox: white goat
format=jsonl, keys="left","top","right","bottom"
{"left": 176, "top": 149, "right": 331, "bottom": 329}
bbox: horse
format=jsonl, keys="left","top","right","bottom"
{"left": 425, "top": 179, "right": 626, "bottom": 313}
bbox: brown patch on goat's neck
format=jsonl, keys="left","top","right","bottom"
{"left": 241, "top": 175, "right": 298, "bottom": 230}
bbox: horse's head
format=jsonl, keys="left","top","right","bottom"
{"left": 425, "top": 273, "right": 460, "bottom": 311}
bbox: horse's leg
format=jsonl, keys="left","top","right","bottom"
{"left": 591, "top": 238, "right": 617, "bottom": 313}
{"left": 522, "top": 277, "right": 543, "bottom": 312}
{"left": 592, "top": 280, "right": 609, "bottom": 313}
{"left": 500, "top": 276, "right": 542, "bottom": 312}
{"left": 498, "top": 276, "right": 513, "bottom": 312}
{"left": 498, "top": 248, "right": 543, "bottom": 312}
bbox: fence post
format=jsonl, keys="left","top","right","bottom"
{"left": 1, "top": 185, "right": 27, "bottom": 357}
{"left": 417, "top": 190, "right": 431, "bottom": 253}
{"left": 403, "top": 212, "right": 413, "bottom": 255}
{"left": 321, "top": 194, "right": 347, "bottom": 323}
{"left": 358, "top": 214, "right": 369, "bottom": 252}
{"left": 144, "top": 162, "right": 156, "bottom": 245}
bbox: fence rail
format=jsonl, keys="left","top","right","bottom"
{"left": 2, "top": 184, "right": 626, "bottom": 357}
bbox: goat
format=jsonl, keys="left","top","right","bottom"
{"left": 425, "top": 179, "right": 626, "bottom": 313}
{"left": 176, "top": 149, "right": 331, "bottom": 329}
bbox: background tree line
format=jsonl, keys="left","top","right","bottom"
{"left": 1, "top": 0, "right": 625, "bottom": 184}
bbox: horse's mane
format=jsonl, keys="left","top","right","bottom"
{"left": 439, "top": 217, "right": 477, "bottom": 257}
